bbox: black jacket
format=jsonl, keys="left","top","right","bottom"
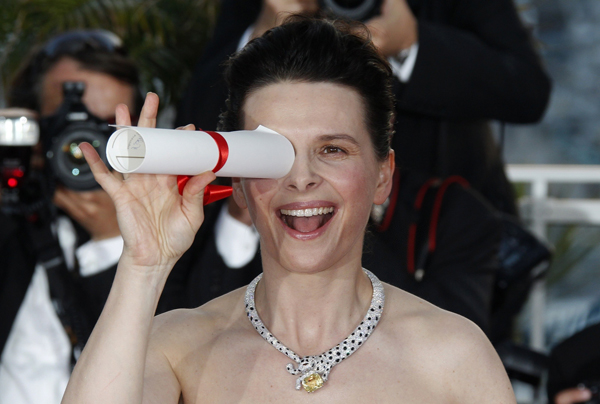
{"left": 0, "top": 212, "right": 117, "bottom": 356}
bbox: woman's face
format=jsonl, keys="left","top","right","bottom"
{"left": 233, "top": 81, "right": 393, "bottom": 274}
{"left": 40, "top": 57, "right": 135, "bottom": 119}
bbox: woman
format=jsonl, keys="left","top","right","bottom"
{"left": 63, "top": 17, "right": 515, "bottom": 403}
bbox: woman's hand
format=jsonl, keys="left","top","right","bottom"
{"left": 80, "top": 93, "right": 216, "bottom": 271}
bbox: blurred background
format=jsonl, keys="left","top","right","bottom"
{"left": 0, "top": 0, "right": 220, "bottom": 116}
{"left": 505, "top": 0, "right": 600, "bottom": 348}
{"left": 1, "top": 0, "right": 599, "bottom": 402}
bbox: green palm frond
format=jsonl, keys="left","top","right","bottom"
{"left": 1, "top": 0, "right": 219, "bottom": 110}
{"left": 546, "top": 224, "right": 600, "bottom": 286}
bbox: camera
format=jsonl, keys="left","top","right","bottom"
{"left": 0, "top": 108, "right": 42, "bottom": 214}
{"left": 319, "top": 0, "right": 382, "bottom": 21}
{"left": 39, "top": 81, "right": 111, "bottom": 191}
{"left": 1, "top": 82, "right": 111, "bottom": 215}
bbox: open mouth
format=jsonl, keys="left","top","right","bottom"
{"left": 280, "top": 207, "right": 334, "bottom": 233}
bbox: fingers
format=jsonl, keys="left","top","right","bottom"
{"left": 183, "top": 171, "right": 217, "bottom": 202}
{"left": 180, "top": 171, "right": 217, "bottom": 224}
{"left": 176, "top": 124, "right": 196, "bottom": 131}
{"left": 138, "top": 92, "right": 160, "bottom": 128}
{"left": 115, "top": 92, "right": 159, "bottom": 129}
{"left": 365, "top": 19, "right": 385, "bottom": 49}
{"left": 53, "top": 187, "right": 82, "bottom": 217}
{"left": 80, "top": 142, "right": 122, "bottom": 195}
{"left": 364, "top": 0, "right": 417, "bottom": 56}
{"left": 555, "top": 387, "right": 592, "bottom": 404}
{"left": 115, "top": 104, "right": 131, "bottom": 126}
{"left": 54, "top": 187, "right": 120, "bottom": 240}
{"left": 53, "top": 188, "right": 96, "bottom": 229}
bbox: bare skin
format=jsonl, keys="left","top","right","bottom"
{"left": 554, "top": 387, "right": 593, "bottom": 404}
{"left": 62, "top": 85, "right": 515, "bottom": 404}
{"left": 251, "top": 0, "right": 318, "bottom": 40}
{"left": 365, "top": 0, "right": 418, "bottom": 57}
{"left": 229, "top": 0, "right": 418, "bottom": 227}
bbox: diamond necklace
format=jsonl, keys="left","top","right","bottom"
{"left": 244, "top": 268, "right": 385, "bottom": 393}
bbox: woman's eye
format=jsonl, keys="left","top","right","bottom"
{"left": 323, "top": 145, "right": 345, "bottom": 154}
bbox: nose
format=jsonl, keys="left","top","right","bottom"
{"left": 282, "top": 153, "right": 321, "bottom": 192}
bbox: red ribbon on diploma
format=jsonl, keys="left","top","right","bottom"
{"left": 176, "top": 130, "right": 232, "bottom": 205}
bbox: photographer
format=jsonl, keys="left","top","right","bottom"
{"left": 0, "top": 30, "right": 140, "bottom": 404}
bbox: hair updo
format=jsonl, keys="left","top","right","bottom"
{"left": 219, "top": 16, "right": 395, "bottom": 161}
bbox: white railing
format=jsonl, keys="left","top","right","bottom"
{"left": 506, "top": 164, "right": 600, "bottom": 350}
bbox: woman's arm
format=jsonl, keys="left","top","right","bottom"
{"left": 62, "top": 93, "right": 216, "bottom": 404}
{"left": 444, "top": 317, "right": 517, "bottom": 404}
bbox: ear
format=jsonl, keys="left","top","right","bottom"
{"left": 373, "top": 149, "right": 395, "bottom": 205}
{"left": 231, "top": 177, "right": 247, "bottom": 209}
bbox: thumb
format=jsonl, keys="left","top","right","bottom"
{"left": 180, "top": 171, "right": 217, "bottom": 221}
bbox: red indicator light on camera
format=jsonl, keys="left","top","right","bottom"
{"left": 7, "top": 178, "right": 18, "bottom": 188}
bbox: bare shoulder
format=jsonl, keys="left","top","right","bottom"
{"left": 149, "top": 286, "right": 247, "bottom": 357}
{"left": 140, "top": 287, "right": 249, "bottom": 403}
{"left": 379, "top": 284, "right": 516, "bottom": 404}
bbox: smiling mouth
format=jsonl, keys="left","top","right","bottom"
{"left": 280, "top": 207, "right": 334, "bottom": 233}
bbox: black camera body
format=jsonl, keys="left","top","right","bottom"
{"left": 1, "top": 82, "right": 111, "bottom": 215}
{"left": 319, "top": 0, "right": 383, "bottom": 21}
{"left": 39, "top": 81, "right": 111, "bottom": 191}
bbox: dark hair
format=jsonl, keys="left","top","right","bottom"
{"left": 8, "top": 29, "right": 142, "bottom": 114}
{"left": 219, "top": 16, "right": 395, "bottom": 161}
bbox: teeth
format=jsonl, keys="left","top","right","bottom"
{"left": 281, "top": 207, "right": 334, "bottom": 217}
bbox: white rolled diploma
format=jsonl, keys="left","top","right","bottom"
{"left": 106, "top": 125, "right": 294, "bottom": 178}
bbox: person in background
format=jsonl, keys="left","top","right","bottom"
{"left": 0, "top": 29, "right": 140, "bottom": 404}
{"left": 177, "top": 0, "right": 552, "bottom": 217}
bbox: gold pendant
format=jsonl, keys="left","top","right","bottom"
{"left": 302, "top": 372, "right": 324, "bottom": 393}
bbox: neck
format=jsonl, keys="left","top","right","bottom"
{"left": 252, "top": 263, "right": 373, "bottom": 357}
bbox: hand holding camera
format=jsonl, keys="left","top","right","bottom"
{"left": 364, "top": 0, "right": 418, "bottom": 57}
{"left": 1, "top": 81, "right": 112, "bottom": 217}
{"left": 252, "top": 0, "right": 319, "bottom": 39}
{"left": 39, "top": 81, "right": 111, "bottom": 192}
{"left": 250, "top": 0, "right": 416, "bottom": 58}
{"left": 54, "top": 186, "right": 121, "bottom": 241}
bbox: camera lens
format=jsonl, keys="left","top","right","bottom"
{"left": 61, "top": 141, "right": 87, "bottom": 168}
{"left": 319, "top": 0, "right": 382, "bottom": 21}
{"left": 335, "top": 0, "right": 364, "bottom": 6}
{"left": 47, "top": 124, "right": 108, "bottom": 191}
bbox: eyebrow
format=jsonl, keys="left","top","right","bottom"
{"left": 318, "top": 134, "right": 360, "bottom": 146}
